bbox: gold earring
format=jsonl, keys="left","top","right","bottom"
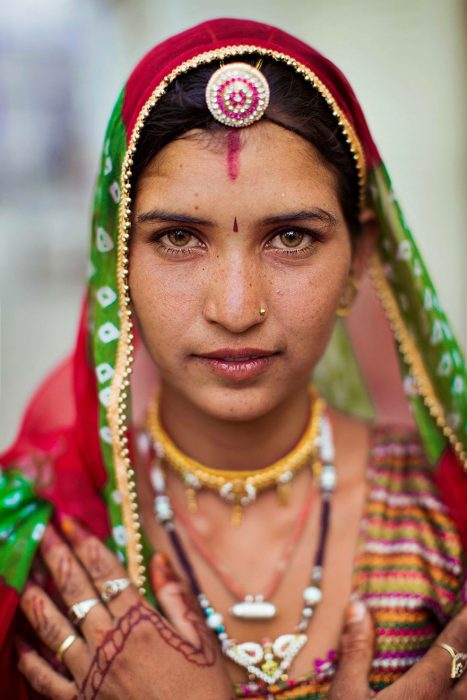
{"left": 336, "top": 275, "right": 359, "bottom": 317}
{"left": 259, "top": 307, "right": 267, "bottom": 317}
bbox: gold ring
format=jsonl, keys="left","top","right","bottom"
{"left": 437, "top": 643, "right": 467, "bottom": 679}
{"left": 56, "top": 634, "right": 79, "bottom": 663}
{"left": 68, "top": 598, "right": 100, "bottom": 625}
{"left": 100, "top": 577, "right": 131, "bottom": 603}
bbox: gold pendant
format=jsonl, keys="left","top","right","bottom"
{"left": 182, "top": 472, "right": 200, "bottom": 512}
{"left": 220, "top": 480, "right": 257, "bottom": 526}
{"left": 276, "top": 469, "right": 294, "bottom": 506}
{"left": 185, "top": 486, "right": 198, "bottom": 512}
{"left": 276, "top": 481, "right": 290, "bottom": 505}
{"left": 231, "top": 501, "right": 243, "bottom": 527}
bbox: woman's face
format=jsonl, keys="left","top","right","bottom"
{"left": 130, "top": 121, "right": 361, "bottom": 422}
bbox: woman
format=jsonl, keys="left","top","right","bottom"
{"left": 1, "top": 17, "right": 466, "bottom": 700}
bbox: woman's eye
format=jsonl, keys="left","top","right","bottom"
{"left": 149, "top": 228, "right": 204, "bottom": 257}
{"left": 265, "top": 228, "right": 322, "bottom": 258}
{"left": 267, "top": 229, "right": 316, "bottom": 251}
{"left": 166, "top": 229, "right": 194, "bottom": 247}
{"left": 278, "top": 230, "right": 305, "bottom": 248}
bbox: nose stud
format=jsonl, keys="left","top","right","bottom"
{"left": 259, "top": 307, "right": 267, "bottom": 317}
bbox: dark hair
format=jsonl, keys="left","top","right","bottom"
{"left": 131, "top": 56, "right": 361, "bottom": 238}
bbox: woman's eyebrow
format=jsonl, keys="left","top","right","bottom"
{"left": 135, "top": 208, "right": 337, "bottom": 227}
{"left": 261, "top": 209, "right": 338, "bottom": 226}
{"left": 135, "top": 209, "right": 214, "bottom": 226}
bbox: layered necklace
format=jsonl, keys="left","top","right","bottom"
{"left": 170, "top": 480, "right": 316, "bottom": 619}
{"left": 147, "top": 396, "right": 336, "bottom": 686}
{"left": 147, "top": 388, "right": 323, "bottom": 525}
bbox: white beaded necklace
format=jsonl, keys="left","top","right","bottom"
{"left": 150, "top": 414, "right": 336, "bottom": 686}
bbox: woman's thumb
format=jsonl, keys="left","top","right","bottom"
{"left": 328, "top": 597, "right": 375, "bottom": 699}
{"left": 150, "top": 552, "right": 203, "bottom": 646}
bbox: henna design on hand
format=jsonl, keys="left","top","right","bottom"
{"left": 84, "top": 538, "right": 113, "bottom": 581}
{"left": 174, "top": 590, "right": 218, "bottom": 664}
{"left": 30, "top": 594, "right": 47, "bottom": 632}
{"left": 79, "top": 601, "right": 217, "bottom": 700}
{"left": 56, "top": 552, "right": 81, "bottom": 598}
{"left": 30, "top": 594, "right": 62, "bottom": 648}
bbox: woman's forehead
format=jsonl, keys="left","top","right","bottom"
{"left": 135, "top": 121, "right": 340, "bottom": 208}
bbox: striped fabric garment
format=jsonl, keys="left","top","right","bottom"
{"left": 235, "top": 428, "right": 465, "bottom": 699}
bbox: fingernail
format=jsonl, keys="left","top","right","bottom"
{"left": 154, "top": 552, "right": 171, "bottom": 568}
{"left": 346, "top": 600, "right": 366, "bottom": 624}
{"left": 15, "top": 636, "right": 33, "bottom": 654}
{"left": 59, "top": 515, "right": 90, "bottom": 545}
{"left": 40, "top": 525, "right": 62, "bottom": 553}
{"left": 151, "top": 552, "right": 179, "bottom": 590}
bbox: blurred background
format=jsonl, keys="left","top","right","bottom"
{"left": 0, "top": 0, "right": 466, "bottom": 450}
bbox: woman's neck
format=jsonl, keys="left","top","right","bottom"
{"left": 158, "top": 384, "right": 311, "bottom": 471}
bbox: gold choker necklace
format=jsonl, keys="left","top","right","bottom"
{"left": 147, "top": 390, "right": 325, "bottom": 525}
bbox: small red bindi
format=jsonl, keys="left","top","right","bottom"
{"left": 233, "top": 217, "right": 239, "bottom": 232}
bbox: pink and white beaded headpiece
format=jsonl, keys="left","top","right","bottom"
{"left": 205, "top": 61, "right": 270, "bottom": 128}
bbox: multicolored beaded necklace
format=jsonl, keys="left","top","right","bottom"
{"left": 149, "top": 411, "right": 336, "bottom": 687}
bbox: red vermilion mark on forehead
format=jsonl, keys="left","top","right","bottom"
{"left": 227, "top": 129, "right": 241, "bottom": 181}
{"left": 233, "top": 217, "right": 239, "bottom": 232}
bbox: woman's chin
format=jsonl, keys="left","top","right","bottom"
{"left": 172, "top": 382, "right": 300, "bottom": 425}
{"left": 196, "top": 381, "right": 307, "bottom": 423}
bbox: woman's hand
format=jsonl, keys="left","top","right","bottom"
{"left": 16, "top": 520, "right": 233, "bottom": 700}
{"left": 329, "top": 598, "right": 467, "bottom": 699}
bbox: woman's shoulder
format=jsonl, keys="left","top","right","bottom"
{"left": 368, "top": 424, "right": 445, "bottom": 502}
{"left": 356, "top": 423, "right": 464, "bottom": 629}
{"left": 363, "top": 423, "right": 463, "bottom": 582}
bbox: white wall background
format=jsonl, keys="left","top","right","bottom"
{"left": 0, "top": 0, "right": 465, "bottom": 450}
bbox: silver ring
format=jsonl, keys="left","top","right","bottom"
{"left": 68, "top": 598, "right": 100, "bottom": 625}
{"left": 100, "top": 577, "right": 131, "bottom": 603}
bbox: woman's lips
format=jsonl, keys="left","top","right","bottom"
{"left": 192, "top": 349, "right": 279, "bottom": 381}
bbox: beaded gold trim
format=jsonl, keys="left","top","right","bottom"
{"left": 109, "top": 45, "right": 369, "bottom": 592}
{"left": 370, "top": 252, "right": 466, "bottom": 470}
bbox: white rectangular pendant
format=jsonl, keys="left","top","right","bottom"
{"left": 229, "top": 600, "right": 277, "bottom": 619}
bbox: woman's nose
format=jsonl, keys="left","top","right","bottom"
{"left": 202, "top": 254, "right": 267, "bottom": 333}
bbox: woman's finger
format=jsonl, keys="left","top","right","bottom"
{"left": 150, "top": 552, "right": 207, "bottom": 647}
{"left": 328, "top": 598, "right": 375, "bottom": 700}
{"left": 395, "top": 605, "right": 467, "bottom": 697}
{"left": 453, "top": 662, "right": 467, "bottom": 700}
{"left": 60, "top": 516, "right": 140, "bottom": 616}
{"left": 452, "top": 615, "right": 467, "bottom": 697}
{"left": 16, "top": 638, "right": 78, "bottom": 700}
{"left": 20, "top": 583, "right": 89, "bottom": 679}
{"left": 40, "top": 524, "right": 112, "bottom": 644}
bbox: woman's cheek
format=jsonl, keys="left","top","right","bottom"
{"left": 132, "top": 276, "right": 197, "bottom": 371}
{"left": 278, "top": 271, "right": 343, "bottom": 365}
{"left": 278, "top": 265, "right": 342, "bottom": 330}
